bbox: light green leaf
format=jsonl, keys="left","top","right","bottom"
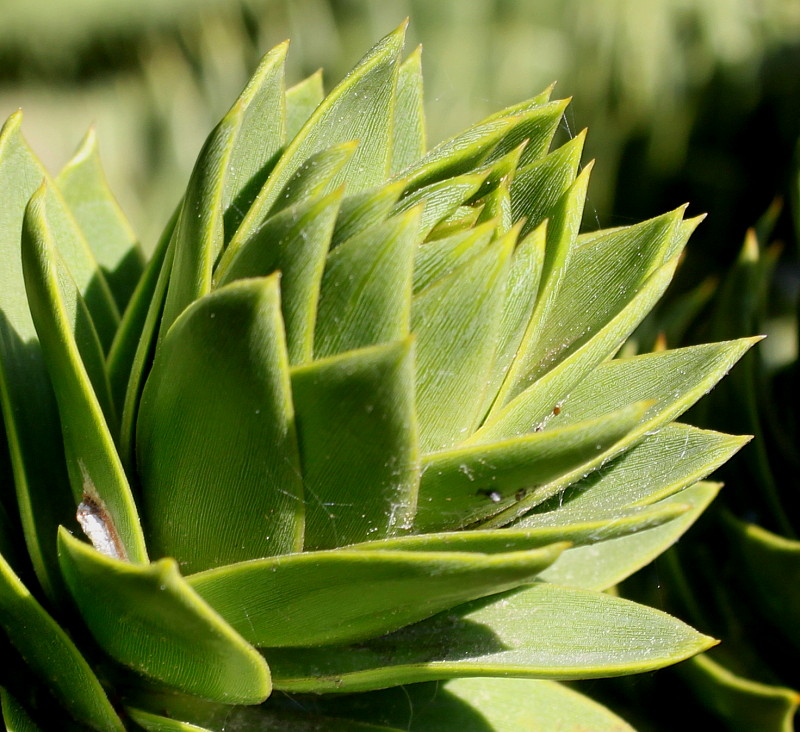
{"left": 317, "top": 678, "right": 636, "bottom": 732}
{"left": 314, "top": 209, "right": 419, "bottom": 358}
{"left": 394, "top": 172, "right": 488, "bottom": 239}
{"left": 107, "top": 206, "right": 176, "bottom": 419}
{"left": 520, "top": 208, "right": 685, "bottom": 389}
{"left": 426, "top": 204, "right": 484, "bottom": 239}
{"left": 161, "top": 42, "right": 287, "bottom": 334}
{"left": 266, "top": 141, "right": 356, "bottom": 217}
{"left": 489, "top": 163, "right": 591, "bottom": 409}
{"left": 118, "top": 228, "right": 174, "bottom": 470}
{"left": 539, "top": 481, "right": 720, "bottom": 590}
{"left": 290, "top": 339, "right": 418, "bottom": 550}
{"left": 542, "top": 423, "right": 749, "bottom": 514}
{"left": 126, "top": 709, "right": 211, "bottom": 732}
{"left": 285, "top": 69, "right": 323, "bottom": 142}
{"left": 229, "top": 24, "right": 406, "bottom": 253}
{"left": 511, "top": 130, "right": 585, "bottom": 237}
{"left": 221, "top": 43, "right": 288, "bottom": 239}
{"left": 58, "top": 530, "right": 271, "bottom": 705}
{"left": 0, "top": 688, "right": 43, "bottom": 732}
{"left": 415, "top": 402, "right": 651, "bottom": 532}
{"left": 472, "top": 257, "right": 681, "bottom": 444}
{"left": 399, "top": 99, "right": 568, "bottom": 197}
{"left": 137, "top": 276, "right": 303, "bottom": 572}
{"left": 0, "top": 552, "right": 123, "bottom": 731}
{"left": 479, "top": 222, "right": 545, "bottom": 417}
{"left": 0, "top": 112, "right": 74, "bottom": 597}
{"left": 188, "top": 544, "right": 566, "bottom": 648}
{"left": 266, "top": 583, "right": 717, "bottom": 693}
{"left": 217, "top": 189, "right": 342, "bottom": 365}
{"left": 22, "top": 182, "right": 147, "bottom": 564}
{"left": 56, "top": 127, "right": 144, "bottom": 314}
{"left": 351, "top": 501, "right": 687, "bottom": 553}
{"left": 391, "top": 46, "right": 426, "bottom": 175}
{"left": 412, "top": 219, "right": 496, "bottom": 294}
{"left": 331, "top": 180, "right": 406, "bottom": 246}
{"left": 475, "top": 178, "right": 512, "bottom": 232}
{"left": 481, "top": 338, "right": 757, "bottom": 527}
{"left": 413, "top": 236, "right": 512, "bottom": 453}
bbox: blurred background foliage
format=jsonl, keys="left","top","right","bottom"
{"left": 2, "top": 0, "right": 800, "bottom": 258}
{"left": 2, "top": 1, "right": 800, "bottom": 730}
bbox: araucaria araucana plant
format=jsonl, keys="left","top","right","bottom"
{"left": 0, "top": 24, "right": 757, "bottom": 732}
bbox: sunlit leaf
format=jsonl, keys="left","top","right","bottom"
{"left": 58, "top": 530, "right": 270, "bottom": 705}
{"left": 267, "top": 583, "right": 717, "bottom": 693}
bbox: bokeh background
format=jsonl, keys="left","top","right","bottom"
{"left": 2, "top": 2, "right": 799, "bottom": 730}
{"left": 2, "top": 0, "right": 799, "bottom": 257}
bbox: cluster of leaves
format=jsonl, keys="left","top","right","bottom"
{"left": 0, "top": 25, "right": 756, "bottom": 731}
{"left": 607, "top": 190, "right": 800, "bottom": 731}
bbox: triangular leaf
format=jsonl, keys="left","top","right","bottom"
{"left": 188, "top": 544, "right": 566, "bottom": 647}
{"left": 137, "top": 276, "right": 304, "bottom": 572}
{"left": 58, "top": 530, "right": 270, "bottom": 705}
{"left": 290, "top": 339, "right": 418, "bottom": 550}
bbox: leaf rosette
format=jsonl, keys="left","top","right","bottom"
{"left": 0, "top": 24, "right": 755, "bottom": 732}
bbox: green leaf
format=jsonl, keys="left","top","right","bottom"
{"left": 229, "top": 24, "right": 406, "bottom": 252}
{"left": 217, "top": 189, "right": 342, "bottom": 365}
{"left": 290, "top": 339, "right": 418, "bottom": 550}
{"left": 413, "top": 235, "right": 512, "bottom": 453}
{"left": 266, "top": 583, "right": 716, "bottom": 693}
{"left": 331, "top": 180, "right": 405, "bottom": 246}
{"left": 391, "top": 46, "right": 426, "bottom": 174}
{"left": 399, "top": 99, "right": 568, "bottom": 193}
{"left": 481, "top": 338, "right": 757, "bottom": 527}
{"left": 521, "top": 208, "right": 685, "bottom": 390}
{"left": 161, "top": 42, "right": 287, "bottom": 334}
{"left": 137, "top": 276, "right": 304, "bottom": 572}
{"left": 489, "top": 163, "right": 592, "bottom": 408}
{"left": 0, "top": 112, "right": 74, "bottom": 597}
{"left": 487, "top": 99, "right": 569, "bottom": 166}
{"left": 126, "top": 709, "right": 211, "bottom": 732}
{"left": 57, "top": 530, "right": 271, "bottom": 705}
{"left": 318, "top": 678, "right": 636, "bottom": 732}
{"left": 394, "top": 172, "right": 488, "bottom": 239}
{"left": 126, "top": 695, "right": 398, "bottom": 732}
{"left": 472, "top": 258, "right": 683, "bottom": 444}
{"left": 107, "top": 206, "right": 176, "bottom": 419}
{"left": 539, "top": 481, "right": 720, "bottom": 590}
{"left": 511, "top": 130, "right": 584, "bottom": 238}
{"left": 351, "top": 501, "right": 687, "bottom": 553}
{"left": 22, "top": 181, "right": 148, "bottom": 564}
{"left": 314, "top": 209, "right": 419, "bottom": 358}
{"left": 411, "top": 219, "right": 496, "bottom": 294}
{"left": 724, "top": 515, "right": 800, "bottom": 649}
{"left": 679, "top": 653, "right": 800, "bottom": 732}
{"left": 265, "top": 141, "right": 356, "bottom": 217}
{"left": 479, "top": 222, "right": 545, "bottom": 416}
{"left": 543, "top": 423, "right": 749, "bottom": 513}
{"left": 285, "top": 70, "right": 323, "bottom": 141}
{"left": 56, "top": 127, "right": 144, "bottom": 313}
{"left": 0, "top": 552, "right": 123, "bottom": 731}
{"left": 221, "top": 43, "right": 288, "bottom": 239}
{"left": 0, "top": 688, "right": 43, "bottom": 732}
{"left": 415, "top": 402, "right": 651, "bottom": 532}
{"left": 118, "top": 226, "right": 174, "bottom": 470}
{"left": 188, "top": 544, "right": 566, "bottom": 647}
{"left": 427, "top": 205, "right": 485, "bottom": 239}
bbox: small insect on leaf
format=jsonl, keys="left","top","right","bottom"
{"left": 477, "top": 488, "right": 503, "bottom": 503}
